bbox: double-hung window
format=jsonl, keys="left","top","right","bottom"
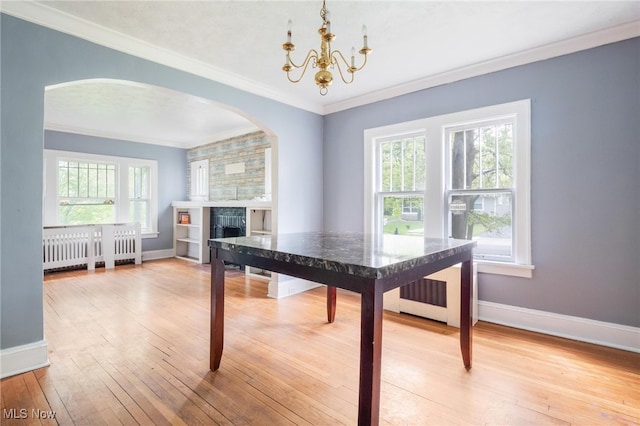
{"left": 365, "top": 100, "right": 532, "bottom": 277}
{"left": 445, "top": 119, "right": 515, "bottom": 262}
{"left": 128, "top": 165, "right": 152, "bottom": 232}
{"left": 44, "top": 150, "right": 158, "bottom": 237}
{"left": 377, "top": 132, "right": 426, "bottom": 237}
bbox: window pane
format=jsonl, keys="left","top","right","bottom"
{"left": 59, "top": 203, "right": 116, "bottom": 225}
{"left": 450, "top": 129, "right": 476, "bottom": 190}
{"left": 448, "top": 192, "right": 513, "bottom": 260}
{"left": 129, "top": 200, "right": 149, "bottom": 231}
{"left": 88, "top": 163, "right": 98, "bottom": 198}
{"left": 382, "top": 195, "right": 424, "bottom": 237}
{"left": 380, "top": 136, "right": 426, "bottom": 192}
{"left": 58, "top": 166, "right": 69, "bottom": 196}
{"left": 57, "top": 160, "right": 116, "bottom": 225}
{"left": 391, "top": 141, "right": 402, "bottom": 191}
{"left": 78, "top": 163, "right": 88, "bottom": 197}
{"left": 402, "top": 138, "right": 414, "bottom": 191}
{"left": 413, "top": 137, "right": 426, "bottom": 190}
{"left": 497, "top": 124, "right": 513, "bottom": 187}
{"left": 129, "top": 166, "right": 150, "bottom": 231}
{"left": 480, "top": 126, "right": 497, "bottom": 188}
{"left": 450, "top": 123, "right": 513, "bottom": 190}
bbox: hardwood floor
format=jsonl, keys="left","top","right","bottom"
{"left": 2, "top": 258, "right": 639, "bottom": 425}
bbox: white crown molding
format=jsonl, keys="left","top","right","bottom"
{"left": 479, "top": 301, "right": 640, "bottom": 353}
{"left": 323, "top": 20, "right": 640, "bottom": 115}
{"left": 44, "top": 122, "right": 260, "bottom": 148}
{"left": 0, "top": 1, "right": 323, "bottom": 115}
{"left": 2, "top": 2, "right": 638, "bottom": 116}
{"left": 44, "top": 122, "right": 194, "bottom": 149}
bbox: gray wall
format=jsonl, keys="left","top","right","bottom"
{"left": 323, "top": 38, "right": 640, "bottom": 327}
{"left": 1, "top": 14, "right": 323, "bottom": 350}
{"left": 44, "top": 130, "right": 186, "bottom": 252}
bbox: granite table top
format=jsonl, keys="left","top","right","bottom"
{"left": 209, "top": 231, "right": 476, "bottom": 279}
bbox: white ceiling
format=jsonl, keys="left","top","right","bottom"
{"left": 3, "top": 1, "right": 639, "bottom": 148}
{"left": 45, "top": 80, "right": 260, "bottom": 149}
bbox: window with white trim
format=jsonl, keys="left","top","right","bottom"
{"left": 129, "top": 165, "right": 152, "bottom": 232}
{"left": 189, "top": 159, "right": 209, "bottom": 201}
{"left": 44, "top": 150, "right": 158, "bottom": 237}
{"left": 365, "top": 100, "right": 532, "bottom": 277}
{"left": 377, "top": 132, "right": 426, "bottom": 237}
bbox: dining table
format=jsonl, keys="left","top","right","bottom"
{"left": 208, "top": 231, "right": 476, "bottom": 425}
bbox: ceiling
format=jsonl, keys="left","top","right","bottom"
{"left": 3, "top": 1, "right": 639, "bottom": 148}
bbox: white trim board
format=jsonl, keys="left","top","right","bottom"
{"left": 478, "top": 301, "right": 640, "bottom": 353}
{"left": 267, "top": 276, "right": 322, "bottom": 299}
{"left": 142, "top": 249, "right": 175, "bottom": 262}
{"left": 0, "top": 340, "right": 50, "bottom": 379}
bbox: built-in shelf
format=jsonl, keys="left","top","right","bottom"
{"left": 172, "top": 201, "right": 272, "bottom": 265}
{"left": 176, "top": 237, "right": 200, "bottom": 244}
{"left": 173, "top": 205, "right": 210, "bottom": 264}
{"left": 246, "top": 207, "right": 272, "bottom": 279}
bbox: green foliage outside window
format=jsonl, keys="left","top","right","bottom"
{"left": 57, "top": 160, "right": 116, "bottom": 225}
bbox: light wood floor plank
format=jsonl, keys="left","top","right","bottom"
{"left": 1, "top": 258, "right": 638, "bottom": 425}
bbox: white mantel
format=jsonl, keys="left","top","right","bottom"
{"left": 171, "top": 200, "right": 271, "bottom": 209}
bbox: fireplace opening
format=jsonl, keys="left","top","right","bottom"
{"left": 210, "top": 207, "right": 246, "bottom": 269}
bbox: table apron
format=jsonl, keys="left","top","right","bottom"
{"left": 211, "top": 247, "right": 473, "bottom": 294}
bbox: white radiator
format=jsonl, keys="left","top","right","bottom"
{"left": 43, "top": 223, "right": 141, "bottom": 271}
{"left": 384, "top": 264, "right": 478, "bottom": 328}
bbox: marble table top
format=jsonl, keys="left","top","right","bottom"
{"left": 209, "top": 231, "right": 475, "bottom": 279}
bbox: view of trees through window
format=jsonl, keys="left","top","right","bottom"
{"left": 369, "top": 100, "right": 530, "bottom": 267}
{"left": 58, "top": 160, "right": 116, "bottom": 225}
{"left": 447, "top": 122, "right": 514, "bottom": 260}
{"left": 377, "top": 122, "right": 515, "bottom": 260}
{"left": 379, "top": 134, "right": 425, "bottom": 237}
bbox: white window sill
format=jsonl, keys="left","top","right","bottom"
{"left": 476, "top": 260, "right": 534, "bottom": 278}
{"left": 142, "top": 232, "right": 159, "bottom": 239}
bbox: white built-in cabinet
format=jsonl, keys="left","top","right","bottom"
{"left": 173, "top": 204, "right": 210, "bottom": 264}
{"left": 245, "top": 207, "right": 272, "bottom": 279}
{"left": 247, "top": 208, "right": 272, "bottom": 236}
{"left": 172, "top": 202, "right": 272, "bottom": 266}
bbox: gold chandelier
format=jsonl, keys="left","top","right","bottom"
{"left": 282, "top": 0, "right": 371, "bottom": 96}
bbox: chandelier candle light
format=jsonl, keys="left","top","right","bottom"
{"left": 282, "top": 0, "right": 371, "bottom": 95}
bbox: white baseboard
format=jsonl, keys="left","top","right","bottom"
{"left": 478, "top": 301, "right": 640, "bottom": 353}
{"left": 0, "top": 340, "right": 50, "bottom": 379}
{"left": 141, "top": 249, "right": 174, "bottom": 261}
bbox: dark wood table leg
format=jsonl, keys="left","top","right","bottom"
{"left": 210, "top": 256, "right": 225, "bottom": 371}
{"left": 358, "top": 282, "right": 383, "bottom": 426}
{"left": 327, "top": 285, "right": 337, "bottom": 323}
{"left": 460, "top": 257, "right": 473, "bottom": 370}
